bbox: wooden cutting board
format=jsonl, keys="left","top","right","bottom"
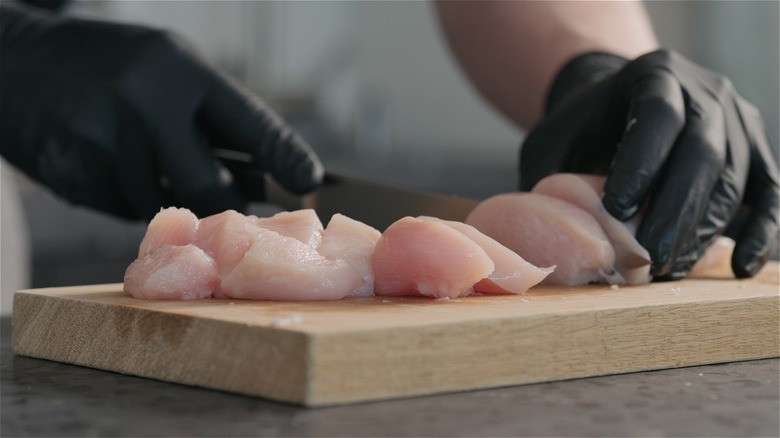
{"left": 12, "top": 263, "right": 779, "bottom": 407}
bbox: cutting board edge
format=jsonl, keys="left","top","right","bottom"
{"left": 10, "top": 264, "right": 780, "bottom": 407}
{"left": 302, "top": 355, "right": 780, "bottom": 407}
{"left": 11, "top": 291, "right": 316, "bottom": 405}
{"left": 300, "top": 294, "right": 780, "bottom": 406}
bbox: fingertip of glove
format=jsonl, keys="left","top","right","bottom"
{"left": 648, "top": 255, "right": 673, "bottom": 278}
{"left": 601, "top": 182, "right": 640, "bottom": 221}
{"left": 644, "top": 234, "right": 680, "bottom": 279}
{"left": 284, "top": 155, "right": 324, "bottom": 195}
{"left": 603, "top": 198, "right": 638, "bottom": 222}
{"left": 653, "top": 257, "right": 697, "bottom": 281}
{"left": 731, "top": 234, "right": 775, "bottom": 278}
{"left": 731, "top": 256, "right": 763, "bottom": 279}
{"left": 652, "top": 271, "right": 688, "bottom": 282}
{"left": 188, "top": 184, "right": 248, "bottom": 218}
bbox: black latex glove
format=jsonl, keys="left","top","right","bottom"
{"left": 520, "top": 49, "right": 779, "bottom": 280}
{"left": 0, "top": 2, "right": 323, "bottom": 220}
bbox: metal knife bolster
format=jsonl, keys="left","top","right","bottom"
{"left": 266, "top": 173, "right": 479, "bottom": 231}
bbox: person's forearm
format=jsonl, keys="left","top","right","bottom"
{"left": 434, "top": 1, "right": 659, "bottom": 130}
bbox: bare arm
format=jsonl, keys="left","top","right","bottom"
{"left": 434, "top": 1, "right": 659, "bottom": 130}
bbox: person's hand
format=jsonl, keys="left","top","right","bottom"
{"left": 519, "top": 49, "right": 779, "bottom": 280}
{"left": 0, "top": 2, "right": 323, "bottom": 220}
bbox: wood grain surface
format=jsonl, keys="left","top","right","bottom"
{"left": 12, "top": 263, "right": 780, "bottom": 407}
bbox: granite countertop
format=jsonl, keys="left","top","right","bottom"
{"left": 1, "top": 317, "right": 778, "bottom": 437}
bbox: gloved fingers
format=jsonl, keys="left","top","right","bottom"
{"left": 603, "top": 69, "right": 685, "bottom": 221}
{"left": 198, "top": 73, "right": 323, "bottom": 196}
{"left": 520, "top": 82, "right": 611, "bottom": 190}
{"left": 43, "top": 133, "right": 141, "bottom": 220}
{"left": 660, "top": 98, "right": 752, "bottom": 279}
{"left": 219, "top": 155, "right": 266, "bottom": 202}
{"left": 115, "top": 104, "right": 171, "bottom": 221}
{"left": 519, "top": 114, "right": 575, "bottom": 190}
{"left": 636, "top": 100, "right": 727, "bottom": 277}
{"left": 115, "top": 160, "right": 170, "bottom": 222}
{"left": 657, "top": 171, "right": 744, "bottom": 280}
{"left": 154, "top": 117, "right": 247, "bottom": 218}
{"left": 731, "top": 99, "right": 780, "bottom": 277}
{"left": 731, "top": 180, "right": 780, "bottom": 278}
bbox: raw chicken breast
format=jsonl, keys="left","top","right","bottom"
{"left": 418, "top": 217, "right": 553, "bottom": 294}
{"left": 124, "top": 244, "right": 218, "bottom": 300}
{"left": 138, "top": 207, "right": 199, "bottom": 257}
{"left": 469, "top": 173, "right": 737, "bottom": 285}
{"left": 253, "top": 209, "right": 323, "bottom": 248}
{"left": 466, "top": 193, "right": 619, "bottom": 285}
{"left": 318, "top": 214, "right": 382, "bottom": 296}
{"left": 689, "top": 236, "right": 736, "bottom": 279}
{"left": 535, "top": 173, "right": 735, "bottom": 280}
{"left": 532, "top": 174, "right": 651, "bottom": 285}
{"left": 373, "top": 217, "right": 495, "bottom": 299}
{"left": 220, "top": 227, "right": 363, "bottom": 301}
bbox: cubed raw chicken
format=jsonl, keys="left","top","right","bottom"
{"left": 253, "top": 209, "right": 324, "bottom": 248}
{"left": 124, "top": 244, "right": 218, "bottom": 300}
{"left": 196, "top": 210, "right": 264, "bottom": 277}
{"left": 137, "top": 207, "right": 199, "bottom": 257}
{"left": 220, "top": 227, "right": 363, "bottom": 301}
{"left": 318, "top": 214, "right": 382, "bottom": 296}
{"left": 126, "top": 208, "right": 377, "bottom": 301}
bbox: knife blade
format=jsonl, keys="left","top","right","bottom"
{"left": 268, "top": 173, "right": 650, "bottom": 268}
{"left": 266, "top": 173, "right": 479, "bottom": 231}
{"left": 214, "top": 148, "right": 649, "bottom": 268}
{"left": 212, "top": 147, "right": 478, "bottom": 229}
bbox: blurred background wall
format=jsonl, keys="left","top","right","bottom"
{"left": 2, "top": 1, "right": 778, "bottom": 314}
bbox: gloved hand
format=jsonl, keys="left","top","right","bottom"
{"left": 519, "top": 49, "right": 779, "bottom": 280}
{"left": 0, "top": 2, "right": 323, "bottom": 220}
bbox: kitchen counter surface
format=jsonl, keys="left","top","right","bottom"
{"left": 1, "top": 317, "right": 778, "bottom": 437}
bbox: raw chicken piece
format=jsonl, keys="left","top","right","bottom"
{"left": 532, "top": 174, "right": 652, "bottom": 285}
{"left": 220, "top": 227, "right": 363, "bottom": 301}
{"left": 318, "top": 214, "right": 382, "bottom": 296}
{"left": 137, "top": 207, "right": 199, "bottom": 257}
{"left": 468, "top": 173, "right": 737, "bottom": 285}
{"left": 418, "top": 216, "right": 553, "bottom": 294}
{"left": 466, "top": 193, "right": 620, "bottom": 285}
{"left": 536, "top": 173, "right": 735, "bottom": 280}
{"left": 128, "top": 206, "right": 381, "bottom": 301}
{"left": 253, "top": 209, "right": 323, "bottom": 248}
{"left": 689, "top": 236, "right": 736, "bottom": 279}
{"left": 373, "top": 217, "right": 495, "bottom": 299}
{"left": 196, "top": 210, "right": 263, "bottom": 277}
{"left": 124, "top": 244, "right": 218, "bottom": 300}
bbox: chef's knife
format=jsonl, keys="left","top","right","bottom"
{"left": 266, "top": 173, "right": 479, "bottom": 231}
{"left": 268, "top": 173, "right": 651, "bottom": 269}
{"left": 215, "top": 149, "right": 650, "bottom": 268}
{"left": 212, "top": 148, "right": 477, "bottom": 229}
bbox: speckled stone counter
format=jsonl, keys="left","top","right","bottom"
{"left": 1, "top": 317, "right": 778, "bottom": 437}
